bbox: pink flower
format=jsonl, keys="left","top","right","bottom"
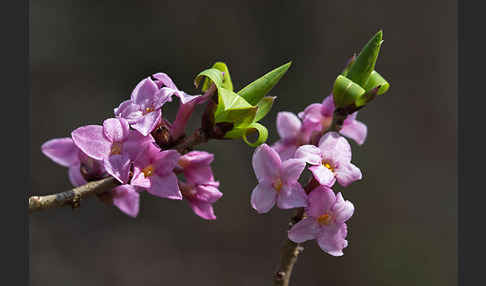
{"left": 251, "top": 144, "right": 308, "bottom": 213}
{"left": 298, "top": 95, "right": 367, "bottom": 145}
{"left": 288, "top": 186, "right": 354, "bottom": 256}
{"left": 114, "top": 77, "right": 169, "bottom": 136}
{"left": 295, "top": 132, "right": 362, "bottom": 187}
{"left": 71, "top": 118, "right": 154, "bottom": 184}
{"left": 42, "top": 137, "right": 140, "bottom": 218}
{"left": 41, "top": 137, "right": 106, "bottom": 186}
{"left": 153, "top": 72, "right": 200, "bottom": 104}
{"left": 178, "top": 151, "right": 223, "bottom": 220}
{"left": 272, "top": 112, "right": 314, "bottom": 161}
{"left": 131, "top": 143, "right": 182, "bottom": 200}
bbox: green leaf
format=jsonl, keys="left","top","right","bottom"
{"left": 224, "top": 122, "right": 268, "bottom": 147}
{"left": 363, "top": 70, "right": 390, "bottom": 95}
{"left": 194, "top": 68, "right": 224, "bottom": 91}
{"left": 332, "top": 75, "right": 366, "bottom": 108}
{"left": 202, "top": 62, "right": 234, "bottom": 92}
{"left": 254, "top": 96, "right": 276, "bottom": 122}
{"left": 214, "top": 88, "right": 257, "bottom": 126}
{"left": 347, "top": 30, "right": 383, "bottom": 87}
{"left": 237, "top": 61, "right": 292, "bottom": 105}
{"left": 355, "top": 86, "right": 381, "bottom": 107}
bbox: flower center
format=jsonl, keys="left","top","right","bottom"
{"left": 110, "top": 142, "right": 123, "bottom": 155}
{"left": 143, "top": 106, "right": 155, "bottom": 115}
{"left": 142, "top": 164, "right": 155, "bottom": 177}
{"left": 321, "top": 117, "right": 332, "bottom": 130}
{"left": 273, "top": 178, "right": 283, "bottom": 193}
{"left": 178, "top": 158, "right": 190, "bottom": 169}
{"left": 317, "top": 213, "right": 333, "bottom": 226}
{"left": 322, "top": 160, "right": 333, "bottom": 172}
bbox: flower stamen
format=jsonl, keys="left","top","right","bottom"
{"left": 110, "top": 142, "right": 123, "bottom": 155}
{"left": 317, "top": 213, "right": 333, "bottom": 226}
{"left": 273, "top": 178, "right": 283, "bottom": 193}
{"left": 142, "top": 164, "right": 155, "bottom": 177}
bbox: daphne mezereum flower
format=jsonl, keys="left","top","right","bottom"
{"left": 130, "top": 142, "right": 182, "bottom": 200}
{"left": 288, "top": 185, "right": 354, "bottom": 256}
{"left": 298, "top": 95, "right": 367, "bottom": 145}
{"left": 178, "top": 151, "right": 223, "bottom": 220}
{"left": 114, "top": 77, "right": 169, "bottom": 136}
{"left": 152, "top": 72, "right": 200, "bottom": 104}
{"left": 41, "top": 137, "right": 106, "bottom": 186}
{"left": 251, "top": 144, "right": 308, "bottom": 214}
{"left": 42, "top": 137, "right": 140, "bottom": 218}
{"left": 295, "top": 132, "right": 362, "bottom": 187}
{"left": 71, "top": 118, "right": 154, "bottom": 184}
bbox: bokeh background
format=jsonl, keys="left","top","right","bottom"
{"left": 29, "top": 1, "right": 457, "bottom": 285}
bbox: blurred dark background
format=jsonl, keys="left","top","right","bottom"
{"left": 29, "top": 1, "right": 457, "bottom": 285}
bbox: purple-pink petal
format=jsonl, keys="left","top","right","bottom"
{"left": 152, "top": 72, "right": 178, "bottom": 89}
{"left": 68, "top": 164, "right": 87, "bottom": 187}
{"left": 131, "top": 77, "right": 159, "bottom": 107}
{"left": 288, "top": 217, "right": 320, "bottom": 243}
{"left": 306, "top": 185, "right": 336, "bottom": 218}
{"left": 153, "top": 149, "right": 181, "bottom": 176}
{"left": 122, "top": 131, "right": 154, "bottom": 161}
{"left": 277, "top": 112, "right": 302, "bottom": 140}
{"left": 277, "top": 183, "right": 308, "bottom": 209}
{"left": 41, "top": 137, "right": 79, "bottom": 167}
{"left": 320, "top": 95, "right": 335, "bottom": 117}
{"left": 188, "top": 200, "right": 217, "bottom": 220}
{"left": 280, "top": 159, "right": 306, "bottom": 184}
{"left": 114, "top": 100, "right": 143, "bottom": 123}
{"left": 195, "top": 183, "right": 222, "bottom": 204}
{"left": 316, "top": 223, "right": 348, "bottom": 256}
{"left": 250, "top": 182, "right": 277, "bottom": 214}
{"left": 334, "top": 163, "right": 362, "bottom": 187}
{"left": 71, "top": 125, "right": 111, "bottom": 160}
{"left": 272, "top": 140, "right": 298, "bottom": 161}
{"left": 112, "top": 184, "right": 140, "bottom": 218}
{"left": 340, "top": 115, "right": 367, "bottom": 145}
{"left": 131, "top": 109, "right": 162, "bottom": 136}
{"left": 148, "top": 173, "right": 182, "bottom": 200}
{"left": 318, "top": 132, "right": 352, "bottom": 164}
{"left": 103, "top": 118, "right": 130, "bottom": 143}
{"left": 309, "top": 165, "right": 336, "bottom": 187}
{"left": 252, "top": 144, "right": 282, "bottom": 182}
{"left": 103, "top": 154, "right": 131, "bottom": 184}
{"left": 294, "top": 145, "right": 322, "bottom": 165}
{"left": 331, "top": 193, "right": 355, "bottom": 224}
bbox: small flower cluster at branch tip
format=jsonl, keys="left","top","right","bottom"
{"left": 252, "top": 30, "right": 390, "bottom": 258}
{"left": 42, "top": 72, "right": 222, "bottom": 219}
{"left": 40, "top": 61, "right": 292, "bottom": 218}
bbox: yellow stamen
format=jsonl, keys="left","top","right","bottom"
{"left": 317, "top": 213, "right": 333, "bottom": 226}
{"left": 178, "top": 158, "right": 190, "bottom": 169}
{"left": 142, "top": 164, "right": 154, "bottom": 177}
{"left": 273, "top": 178, "right": 283, "bottom": 193}
{"left": 110, "top": 142, "right": 123, "bottom": 155}
{"left": 322, "top": 161, "right": 333, "bottom": 172}
{"left": 143, "top": 107, "right": 155, "bottom": 114}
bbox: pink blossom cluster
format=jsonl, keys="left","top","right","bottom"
{"left": 250, "top": 94, "right": 365, "bottom": 256}
{"left": 42, "top": 73, "right": 222, "bottom": 219}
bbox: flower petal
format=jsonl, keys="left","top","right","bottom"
{"left": 103, "top": 154, "right": 131, "bottom": 184}
{"left": 320, "top": 95, "right": 335, "bottom": 117}
{"left": 195, "top": 183, "right": 222, "bottom": 204}
{"left": 153, "top": 149, "right": 181, "bottom": 176}
{"left": 68, "top": 164, "right": 87, "bottom": 187}
{"left": 288, "top": 218, "right": 320, "bottom": 243}
{"left": 281, "top": 159, "right": 306, "bottom": 183}
{"left": 112, "top": 184, "right": 140, "bottom": 218}
{"left": 252, "top": 144, "right": 281, "bottom": 182}
{"left": 71, "top": 125, "right": 111, "bottom": 160}
{"left": 152, "top": 72, "right": 178, "bottom": 89}
{"left": 123, "top": 131, "right": 154, "bottom": 161}
{"left": 130, "top": 166, "right": 151, "bottom": 189}
{"left": 335, "top": 162, "right": 362, "bottom": 187}
{"left": 131, "top": 109, "right": 162, "bottom": 136}
{"left": 307, "top": 185, "right": 336, "bottom": 218}
{"left": 318, "top": 132, "right": 352, "bottom": 164}
{"left": 294, "top": 145, "right": 322, "bottom": 165}
{"left": 309, "top": 165, "right": 336, "bottom": 187}
{"left": 272, "top": 140, "right": 298, "bottom": 161}
{"left": 250, "top": 181, "right": 277, "bottom": 214}
{"left": 41, "top": 137, "right": 79, "bottom": 167}
{"left": 277, "top": 183, "right": 308, "bottom": 209}
{"left": 332, "top": 193, "right": 355, "bottom": 223}
{"left": 103, "top": 118, "right": 130, "bottom": 142}
{"left": 317, "top": 223, "right": 348, "bottom": 256}
{"left": 131, "top": 77, "right": 159, "bottom": 107}
{"left": 277, "top": 112, "right": 302, "bottom": 140}
{"left": 148, "top": 173, "right": 182, "bottom": 200}
{"left": 340, "top": 114, "right": 367, "bottom": 145}
{"left": 114, "top": 100, "right": 143, "bottom": 123}
{"left": 187, "top": 200, "right": 217, "bottom": 220}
